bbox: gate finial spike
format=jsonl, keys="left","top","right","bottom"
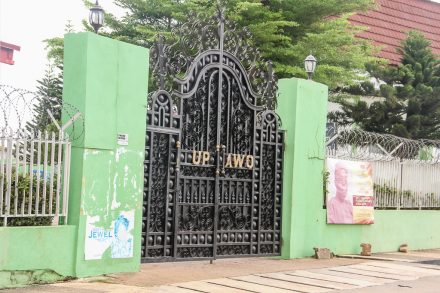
{"left": 216, "top": 0, "right": 226, "bottom": 16}
{"left": 158, "top": 35, "right": 166, "bottom": 90}
{"left": 216, "top": 2, "right": 226, "bottom": 52}
{"left": 266, "top": 60, "right": 274, "bottom": 110}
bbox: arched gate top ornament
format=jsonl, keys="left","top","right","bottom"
{"left": 149, "top": 5, "right": 278, "bottom": 111}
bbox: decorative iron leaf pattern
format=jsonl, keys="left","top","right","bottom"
{"left": 178, "top": 206, "right": 214, "bottom": 231}
{"left": 149, "top": 8, "right": 278, "bottom": 109}
{"left": 148, "top": 133, "right": 169, "bottom": 232}
{"left": 218, "top": 206, "right": 251, "bottom": 230}
{"left": 261, "top": 144, "right": 275, "bottom": 230}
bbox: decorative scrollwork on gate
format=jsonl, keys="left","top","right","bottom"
{"left": 148, "top": 133, "right": 169, "bottom": 232}
{"left": 142, "top": 6, "right": 284, "bottom": 262}
{"left": 218, "top": 206, "right": 251, "bottom": 230}
{"left": 149, "top": 8, "right": 277, "bottom": 108}
{"left": 178, "top": 206, "right": 214, "bottom": 231}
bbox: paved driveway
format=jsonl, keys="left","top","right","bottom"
{"left": 4, "top": 249, "right": 440, "bottom": 292}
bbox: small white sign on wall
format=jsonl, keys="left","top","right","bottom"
{"left": 117, "top": 133, "right": 129, "bottom": 146}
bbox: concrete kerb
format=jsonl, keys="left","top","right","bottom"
{"left": 0, "top": 270, "right": 70, "bottom": 289}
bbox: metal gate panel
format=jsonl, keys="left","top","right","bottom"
{"left": 142, "top": 7, "right": 284, "bottom": 262}
{"left": 143, "top": 91, "right": 181, "bottom": 259}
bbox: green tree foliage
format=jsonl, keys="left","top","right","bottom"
{"left": 26, "top": 63, "right": 63, "bottom": 134}
{"left": 27, "top": 23, "right": 75, "bottom": 135}
{"left": 47, "top": 0, "right": 377, "bottom": 90}
{"left": 44, "top": 21, "right": 75, "bottom": 69}
{"left": 333, "top": 31, "right": 440, "bottom": 139}
{"left": 286, "top": 16, "right": 380, "bottom": 89}
{"left": 397, "top": 31, "right": 440, "bottom": 139}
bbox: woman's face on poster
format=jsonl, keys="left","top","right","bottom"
{"left": 335, "top": 164, "right": 348, "bottom": 199}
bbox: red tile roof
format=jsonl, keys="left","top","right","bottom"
{"left": 349, "top": 0, "right": 440, "bottom": 64}
{"left": 0, "top": 41, "right": 21, "bottom": 52}
{"left": 0, "top": 41, "right": 21, "bottom": 65}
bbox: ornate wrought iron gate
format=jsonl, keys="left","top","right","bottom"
{"left": 142, "top": 7, "right": 284, "bottom": 261}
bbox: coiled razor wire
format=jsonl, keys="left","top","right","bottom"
{"left": 326, "top": 126, "right": 440, "bottom": 164}
{"left": 0, "top": 85, "right": 84, "bottom": 142}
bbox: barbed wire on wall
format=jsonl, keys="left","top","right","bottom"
{"left": 326, "top": 126, "right": 440, "bottom": 164}
{"left": 0, "top": 85, "right": 84, "bottom": 142}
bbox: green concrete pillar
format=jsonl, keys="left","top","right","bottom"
{"left": 277, "top": 78, "right": 328, "bottom": 258}
{"left": 62, "top": 32, "right": 148, "bottom": 277}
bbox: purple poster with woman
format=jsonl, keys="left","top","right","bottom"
{"left": 326, "top": 158, "right": 374, "bottom": 224}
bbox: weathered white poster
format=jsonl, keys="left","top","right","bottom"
{"left": 85, "top": 210, "right": 135, "bottom": 260}
{"left": 326, "top": 158, "right": 374, "bottom": 225}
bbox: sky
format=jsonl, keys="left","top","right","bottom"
{"left": 1, "top": 0, "right": 440, "bottom": 92}
{"left": 0, "top": 0, "right": 122, "bottom": 91}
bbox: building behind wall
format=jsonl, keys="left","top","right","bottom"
{"left": 329, "top": 0, "right": 440, "bottom": 114}
{"left": 0, "top": 41, "right": 20, "bottom": 65}
{"left": 349, "top": 0, "right": 440, "bottom": 64}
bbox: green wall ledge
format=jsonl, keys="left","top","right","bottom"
{"left": 0, "top": 225, "right": 77, "bottom": 289}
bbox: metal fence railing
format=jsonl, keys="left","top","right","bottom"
{"left": 0, "top": 129, "right": 71, "bottom": 226}
{"left": 326, "top": 126, "right": 440, "bottom": 210}
{"left": 371, "top": 160, "right": 440, "bottom": 209}
{"left": 0, "top": 85, "right": 83, "bottom": 226}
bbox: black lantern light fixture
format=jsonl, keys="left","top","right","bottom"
{"left": 89, "top": 0, "right": 105, "bottom": 33}
{"left": 304, "top": 54, "right": 317, "bottom": 80}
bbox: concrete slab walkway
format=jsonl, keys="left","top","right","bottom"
{"left": 4, "top": 249, "right": 440, "bottom": 292}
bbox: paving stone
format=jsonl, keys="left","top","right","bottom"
{"left": 175, "top": 281, "right": 250, "bottom": 293}
{"left": 311, "top": 268, "right": 392, "bottom": 284}
{"left": 207, "top": 277, "right": 297, "bottom": 293}
{"left": 285, "top": 270, "right": 373, "bottom": 287}
{"left": 365, "top": 262, "right": 440, "bottom": 274}
{"left": 234, "top": 274, "right": 329, "bottom": 292}
{"left": 349, "top": 264, "right": 426, "bottom": 277}
{"left": 329, "top": 266, "right": 416, "bottom": 281}
{"left": 280, "top": 272, "right": 358, "bottom": 290}
{"left": 147, "top": 285, "right": 203, "bottom": 293}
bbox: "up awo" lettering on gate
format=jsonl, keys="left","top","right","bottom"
{"left": 192, "top": 150, "right": 254, "bottom": 169}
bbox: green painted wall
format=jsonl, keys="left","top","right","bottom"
{"left": 278, "top": 78, "right": 328, "bottom": 258}
{"left": 63, "top": 32, "right": 149, "bottom": 277}
{"left": 278, "top": 78, "right": 440, "bottom": 258}
{"left": 0, "top": 226, "right": 76, "bottom": 277}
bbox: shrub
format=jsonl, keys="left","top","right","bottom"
{"left": 0, "top": 170, "right": 56, "bottom": 226}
